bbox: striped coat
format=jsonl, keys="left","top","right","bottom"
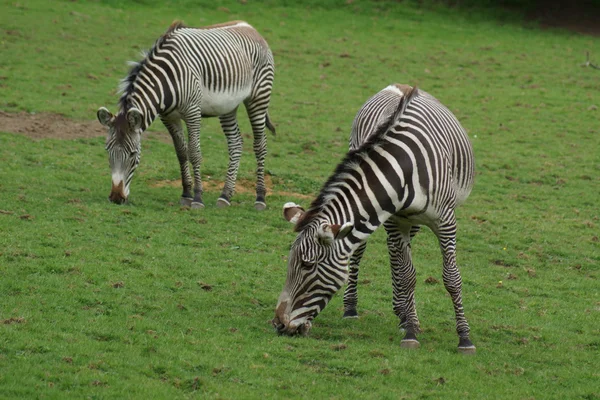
{"left": 274, "top": 86, "right": 477, "bottom": 353}
{"left": 97, "top": 21, "right": 275, "bottom": 209}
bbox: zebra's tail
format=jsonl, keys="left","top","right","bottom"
{"left": 265, "top": 112, "right": 276, "bottom": 136}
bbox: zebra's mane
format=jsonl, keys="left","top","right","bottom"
{"left": 117, "top": 20, "right": 187, "bottom": 111}
{"left": 294, "top": 86, "right": 420, "bottom": 233}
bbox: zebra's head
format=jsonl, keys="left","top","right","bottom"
{"left": 97, "top": 107, "right": 143, "bottom": 204}
{"left": 273, "top": 203, "right": 354, "bottom": 336}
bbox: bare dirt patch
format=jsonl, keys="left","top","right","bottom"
{"left": 0, "top": 110, "right": 175, "bottom": 143}
{"left": 0, "top": 110, "right": 105, "bottom": 140}
{"left": 150, "top": 175, "right": 313, "bottom": 200}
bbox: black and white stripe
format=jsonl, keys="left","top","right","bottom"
{"left": 98, "top": 20, "right": 275, "bottom": 208}
{"left": 274, "top": 85, "right": 476, "bottom": 352}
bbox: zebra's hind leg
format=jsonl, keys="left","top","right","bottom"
{"left": 386, "top": 222, "right": 421, "bottom": 349}
{"left": 343, "top": 241, "right": 367, "bottom": 318}
{"left": 245, "top": 101, "right": 269, "bottom": 210}
{"left": 436, "top": 215, "right": 476, "bottom": 354}
{"left": 217, "top": 111, "right": 243, "bottom": 208}
{"left": 161, "top": 116, "right": 194, "bottom": 206}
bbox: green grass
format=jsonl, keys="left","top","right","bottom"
{"left": 1, "top": 0, "right": 599, "bottom": 398}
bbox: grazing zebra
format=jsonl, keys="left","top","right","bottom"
{"left": 272, "top": 86, "right": 476, "bottom": 353}
{"left": 344, "top": 84, "right": 441, "bottom": 318}
{"left": 97, "top": 20, "right": 275, "bottom": 209}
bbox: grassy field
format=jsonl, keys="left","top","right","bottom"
{"left": 1, "top": 0, "right": 599, "bottom": 398}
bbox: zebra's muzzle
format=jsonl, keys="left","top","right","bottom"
{"left": 109, "top": 181, "right": 127, "bottom": 204}
{"left": 272, "top": 318, "right": 286, "bottom": 334}
{"left": 272, "top": 300, "right": 289, "bottom": 334}
{"left": 273, "top": 296, "right": 312, "bottom": 336}
{"left": 271, "top": 316, "right": 312, "bottom": 336}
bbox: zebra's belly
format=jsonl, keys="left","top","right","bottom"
{"left": 201, "top": 86, "right": 252, "bottom": 117}
{"left": 390, "top": 192, "right": 436, "bottom": 226}
{"left": 391, "top": 211, "right": 434, "bottom": 226}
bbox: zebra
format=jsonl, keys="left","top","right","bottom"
{"left": 96, "top": 20, "right": 275, "bottom": 209}
{"left": 344, "top": 84, "right": 442, "bottom": 319}
{"left": 272, "top": 85, "right": 477, "bottom": 353}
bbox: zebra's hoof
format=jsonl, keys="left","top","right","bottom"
{"left": 458, "top": 337, "right": 476, "bottom": 354}
{"left": 343, "top": 309, "right": 358, "bottom": 319}
{"left": 458, "top": 345, "right": 476, "bottom": 354}
{"left": 400, "top": 339, "right": 421, "bottom": 349}
{"left": 216, "top": 198, "right": 231, "bottom": 208}
{"left": 191, "top": 201, "right": 205, "bottom": 209}
{"left": 180, "top": 197, "right": 193, "bottom": 207}
{"left": 254, "top": 201, "right": 267, "bottom": 211}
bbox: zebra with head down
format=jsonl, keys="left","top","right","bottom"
{"left": 344, "top": 84, "right": 450, "bottom": 319}
{"left": 273, "top": 85, "right": 477, "bottom": 353}
{"left": 97, "top": 20, "right": 275, "bottom": 209}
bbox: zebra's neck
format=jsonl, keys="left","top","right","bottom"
{"left": 297, "top": 141, "right": 420, "bottom": 254}
{"left": 317, "top": 183, "right": 395, "bottom": 253}
{"left": 118, "top": 95, "right": 159, "bottom": 132}
{"left": 300, "top": 172, "right": 400, "bottom": 257}
{"left": 118, "top": 55, "right": 171, "bottom": 131}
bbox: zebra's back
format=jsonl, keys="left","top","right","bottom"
{"left": 160, "top": 21, "right": 274, "bottom": 116}
{"left": 351, "top": 84, "right": 474, "bottom": 209}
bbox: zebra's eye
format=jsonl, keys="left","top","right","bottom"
{"left": 129, "top": 151, "right": 138, "bottom": 157}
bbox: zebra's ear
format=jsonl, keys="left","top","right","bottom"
{"left": 127, "top": 108, "right": 143, "bottom": 131}
{"left": 97, "top": 107, "right": 114, "bottom": 127}
{"left": 317, "top": 222, "right": 353, "bottom": 244}
{"left": 283, "top": 202, "right": 305, "bottom": 224}
{"left": 332, "top": 222, "right": 353, "bottom": 240}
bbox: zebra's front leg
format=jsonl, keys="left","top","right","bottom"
{"left": 161, "top": 116, "right": 193, "bottom": 206}
{"left": 184, "top": 112, "right": 204, "bottom": 209}
{"left": 245, "top": 103, "right": 269, "bottom": 210}
{"left": 343, "top": 241, "right": 367, "bottom": 318}
{"left": 386, "top": 223, "right": 421, "bottom": 348}
{"left": 217, "top": 111, "right": 243, "bottom": 208}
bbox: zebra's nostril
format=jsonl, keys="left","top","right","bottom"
{"left": 274, "top": 324, "right": 286, "bottom": 336}
{"left": 271, "top": 317, "right": 288, "bottom": 335}
{"left": 109, "top": 196, "right": 126, "bottom": 204}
